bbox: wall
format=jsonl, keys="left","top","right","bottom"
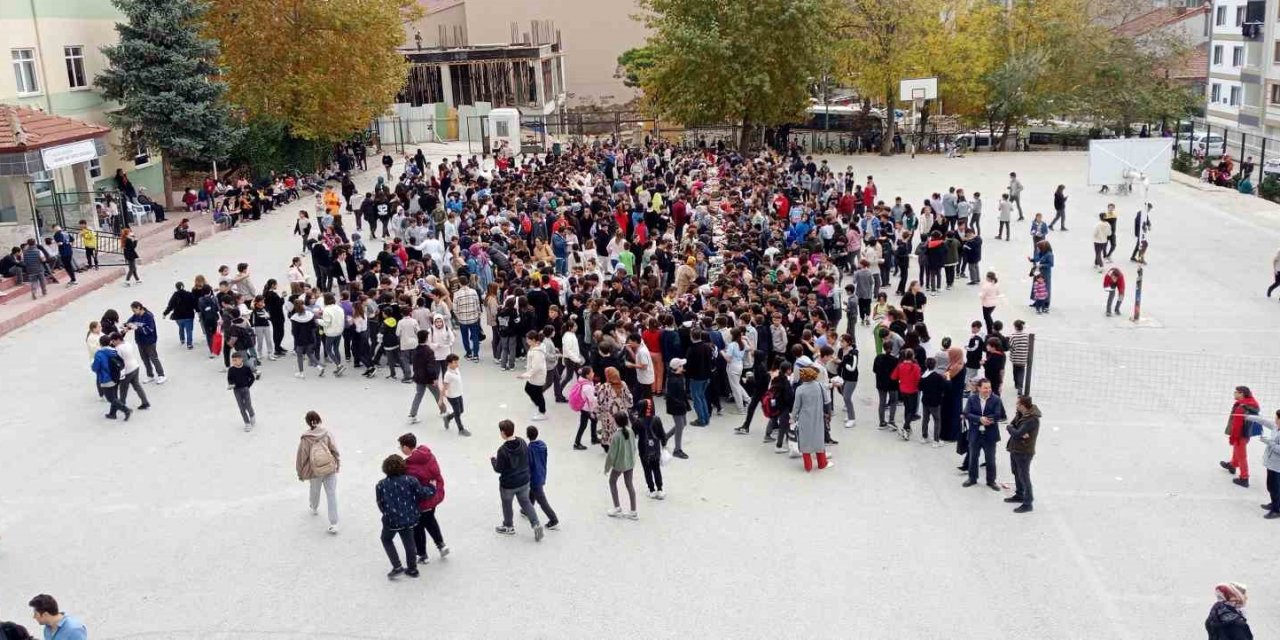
{"left": 0, "top": 0, "right": 163, "bottom": 217}
{"left": 460, "top": 0, "right": 646, "bottom": 106}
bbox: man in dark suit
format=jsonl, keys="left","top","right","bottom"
{"left": 963, "top": 379, "right": 1006, "bottom": 489}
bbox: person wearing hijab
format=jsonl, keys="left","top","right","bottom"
{"left": 1204, "top": 582, "right": 1252, "bottom": 640}
{"left": 940, "top": 344, "right": 966, "bottom": 445}
{"left": 595, "top": 366, "right": 634, "bottom": 451}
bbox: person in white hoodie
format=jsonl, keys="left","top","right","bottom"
{"left": 112, "top": 332, "right": 150, "bottom": 410}
{"left": 518, "top": 330, "right": 549, "bottom": 421}
{"left": 426, "top": 313, "right": 454, "bottom": 370}
{"left": 319, "top": 293, "right": 346, "bottom": 376}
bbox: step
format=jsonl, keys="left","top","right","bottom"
{"left": 0, "top": 276, "right": 23, "bottom": 293}
{"left": 0, "top": 281, "right": 32, "bottom": 304}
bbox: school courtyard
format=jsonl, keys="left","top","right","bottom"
{"left": 0, "top": 150, "right": 1276, "bottom": 639}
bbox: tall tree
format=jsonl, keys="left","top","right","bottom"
{"left": 96, "top": 0, "right": 239, "bottom": 207}
{"left": 617, "top": 47, "right": 656, "bottom": 89}
{"left": 207, "top": 0, "right": 422, "bottom": 141}
{"left": 835, "top": 0, "right": 937, "bottom": 155}
{"left": 635, "top": 0, "right": 833, "bottom": 150}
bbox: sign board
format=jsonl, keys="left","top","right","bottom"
{"left": 40, "top": 139, "right": 99, "bottom": 171}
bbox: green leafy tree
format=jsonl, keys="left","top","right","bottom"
{"left": 635, "top": 0, "right": 834, "bottom": 150}
{"left": 617, "top": 47, "right": 656, "bottom": 89}
{"left": 982, "top": 51, "right": 1053, "bottom": 148}
{"left": 96, "top": 0, "right": 240, "bottom": 207}
{"left": 1073, "top": 33, "right": 1199, "bottom": 134}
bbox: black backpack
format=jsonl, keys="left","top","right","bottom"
{"left": 197, "top": 293, "right": 219, "bottom": 324}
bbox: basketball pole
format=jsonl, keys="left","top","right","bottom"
{"left": 1130, "top": 175, "right": 1151, "bottom": 323}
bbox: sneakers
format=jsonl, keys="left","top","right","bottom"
{"left": 573, "top": 443, "right": 588, "bottom": 450}
{"left": 310, "top": 507, "right": 319, "bottom": 516}
{"left": 733, "top": 427, "right": 748, "bottom": 435}
{"left": 457, "top": 428, "right": 472, "bottom": 437}
{"left": 1013, "top": 503, "right": 1033, "bottom": 514}
{"left": 655, "top": 491, "right": 665, "bottom": 500}
{"left": 531, "top": 413, "right": 547, "bottom": 422}
{"left": 648, "top": 491, "right": 659, "bottom": 499}
{"left": 844, "top": 419, "right": 855, "bottom": 428}
{"left": 624, "top": 511, "right": 639, "bottom": 520}
{"left": 606, "top": 507, "right": 623, "bottom": 518}
{"left": 295, "top": 372, "right": 305, "bottom": 379}
{"left": 316, "top": 366, "right": 326, "bottom": 378}
{"left": 495, "top": 525, "right": 516, "bottom": 535}
{"left": 387, "top": 567, "right": 405, "bottom": 580}
{"left": 155, "top": 376, "right": 166, "bottom": 385}
{"left": 415, "top": 556, "right": 430, "bottom": 565}
{"left": 931, "top": 441, "right": 942, "bottom": 448}
{"left": 334, "top": 365, "right": 346, "bottom": 377}
{"left": 534, "top": 525, "right": 545, "bottom": 542}
{"left": 244, "top": 422, "right": 252, "bottom": 432}
{"left": 144, "top": 377, "right": 156, "bottom": 385}
{"left": 122, "top": 408, "right": 133, "bottom": 422}
{"left": 327, "top": 525, "right": 338, "bottom": 534}
{"left": 1233, "top": 478, "right": 1250, "bottom": 488}
{"left": 673, "top": 450, "right": 688, "bottom": 459}
{"left": 439, "top": 545, "right": 451, "bottom": 557}
{"left": 545, "top": 521, "right": 559, "bottom": 531}
{"left": 138, "top": 403, "right": 151, "bottom": 410}
{"left": 408, "top": 416, "right": 420, "bottom": 424}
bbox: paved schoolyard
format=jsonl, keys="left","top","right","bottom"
{"left": 0, "top": 150, "right": 1276, "bottom": 639}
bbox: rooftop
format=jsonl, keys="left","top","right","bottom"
{"left": 1112, "top": 5, "right": 1209, "bottom": 39}
{"left": 0, "top": 104, "right": 110, "bottom": 153}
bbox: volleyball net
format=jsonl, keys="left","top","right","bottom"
{"left": 1025, "top": 335, "right": 1280, "bottom": 420}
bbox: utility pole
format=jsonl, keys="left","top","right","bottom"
{"left": 1130, "top": 177, "right": 1152, "bottom": 322}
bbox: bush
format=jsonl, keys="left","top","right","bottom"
{"left": 1259, "top": 175, "right": 1280, "bottom": 203}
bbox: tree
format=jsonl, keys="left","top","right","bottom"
{"left": 207, "top": 0, "right": 422, "bottom": 141}
{"left": 1074, "top": 33, "right": 1199, "bottom": 135}
{"left": 635, "top": 0, "right": 834, "bottom": 150}
{"left": 983, "top": 50, "right": 1053, "bottom": 147}
{"left": 835, "top": 0, "right": 938, "bottom": 155}
{"left": 96, "top": 0, "right": 240, "bottom": 208}
{"left": 617, "top": 47, "right": 656, "bottom": 89}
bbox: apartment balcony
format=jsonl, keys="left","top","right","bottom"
{"left": 1243, "top": 0, "right": 1265, "bottom": 40}
{"left": 1243, "top": 40, "right": 1265, "bottom": 74}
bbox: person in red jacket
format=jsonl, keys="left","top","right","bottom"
{"left": 398, "top": 433, "right": 450, "bottom": 563}
{"left": 1221, "top": 386, "right": 1261, "bottom": 487}
{"left": 1103, "top": 267, "right": 1125, "bottom": 317}
{"left": 863, "top": 176, "right": 877, "bottom": 209}
{"left": 891, "top": 348, "right": 923, "bottom": 441}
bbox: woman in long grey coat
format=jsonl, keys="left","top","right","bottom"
{"left": 792, "top": 365, "right": 831, "bottom": 472}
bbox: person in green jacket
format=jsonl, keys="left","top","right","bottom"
{"left": 604, "top": 411, "right": 639, "bottom": 520}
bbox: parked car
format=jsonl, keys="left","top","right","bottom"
{"left": 1178, "top": 133, "right": 1225, "bottom": 157}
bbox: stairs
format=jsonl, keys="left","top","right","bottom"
{"left": 0, "top": 275, "right": 32, "bottom": 305}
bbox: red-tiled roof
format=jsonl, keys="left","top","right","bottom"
{"left": 1113, "top": 5, "right": 1209, "bottom": 38}
{"left": 1166, "top": 47, "right": 1209, "bottom": 80}
{"left": 0, "top": 104, "right": 110, "bottom": 153}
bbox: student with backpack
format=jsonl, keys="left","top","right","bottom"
{"left": 91, "top": 334, "right": 131, "bottom": 421}
{"left": 634, "top": 398, "right": 668, "bottom": 499}
{"left": 296, "top": 410, "right": 340, "bottom": 533}
{"left": 761, "top": 361, "right": 794, "bottom": 452}
{"left": 663, "top": 358, "right": 691, "bottom": 459}
{"left": 526, "top": 426, "right": 560, "bottom": 530}
{"left": 569, "top": 366, "right": 600, "bottom": 450}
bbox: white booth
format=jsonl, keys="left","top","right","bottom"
{"left": 488, "top": 108, "right": 521, "bottom": 156}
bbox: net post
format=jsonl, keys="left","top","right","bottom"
{"left": 1024, "top": 332, "right": 1035, "bottom": 397}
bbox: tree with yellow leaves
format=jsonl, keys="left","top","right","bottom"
{"left": 207, "top": 0, "right": 422, "bottom": 141}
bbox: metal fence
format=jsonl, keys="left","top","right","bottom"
{"left": 1170, "top": 116, "right": 1280, "bottom": 197}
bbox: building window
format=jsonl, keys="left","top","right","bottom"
{"left": 1213, "top": 44, "right": 1223, "bottom": 65}
{"left": 64, "top": 46, "right": 87, "bottom": 89}
{"left": 1216, "top": 4, "right": 1226, "bottom": 25}
{"left": 1274, "top": 42, "right": 1280, "bottom": 63}
{"left": 31, "top": 169, "right": 53, "bottom": 198}
{"left": 1237, "top": 5, "right": 1246, "bottom": 25}
{"left": 88, "top": 157, "right": 102, "bottom": 179}
{"left": 1230, "top": 85, "right": 1242, "bottom": 105}
{"left": 1270, "top": 84, "right": 1280, "bottom": 104}
{"left": 1234, "top": 46, "right": 1245, "bottom": 66}
{"left": 11, "top": 48, "right": 39, "bottom": 95}
{"left": 1212, "top": 83, "right": 1222, "bottom": 102}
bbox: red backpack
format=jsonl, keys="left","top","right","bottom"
{"left": 761, "top": 389, "right": 779, "bottom": 418}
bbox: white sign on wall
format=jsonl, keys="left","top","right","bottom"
{"left": 40, "top": 139, "right": 99, "bottom": 171}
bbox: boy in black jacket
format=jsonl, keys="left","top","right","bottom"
{"left": 872, "top": 340, "right": 900, "bottom": 428}
{"left": 490, "top": 419, "right": 544, "bottom": 541}
{"left": 919, "top": 357, "right": 948, "bottom": 446}
{"left": 227, "top": 352, "right": 256, "bottom": 431}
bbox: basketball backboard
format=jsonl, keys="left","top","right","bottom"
{"left": 1088, "top": 138, "right": 1173, "bottom": 186}
{"left": 899, "top": 77, "right": 938, "bottom": 102}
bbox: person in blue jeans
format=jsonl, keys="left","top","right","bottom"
{"left": 162, "top": 281, "right": 196, "bottom": 349}
{"left": 962, "top": 379, "right": 1007, "bottom": 489}
{"left": 684, "top": 329, "right": 715, "bottom": 425}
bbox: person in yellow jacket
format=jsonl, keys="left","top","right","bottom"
{"left": 323, "top": 186, "right": 341, "bottom": 217}
{"left": 77, "top": 219, "right": 99, "bottom": 270}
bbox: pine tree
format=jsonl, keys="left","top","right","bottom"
{"left": 96, "top": 0, "right": 240, "bottom": 207}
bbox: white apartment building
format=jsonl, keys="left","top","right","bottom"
{"left": 1206, "top": 0, "right": 1248, "bottom": 128}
